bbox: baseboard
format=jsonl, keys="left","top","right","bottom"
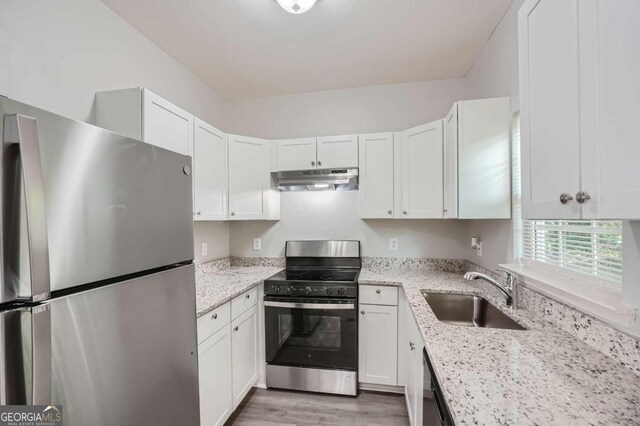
{"left": 358, "top": 382, "right": 405, "bottom": 394}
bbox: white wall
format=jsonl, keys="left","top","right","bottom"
{"left": 226, "top": 79, "right": 470, "bottom": 258}
{"left": 462, "top": 0, "right": 525, "bottom": 270}
{"left": 230, "top": 192, "right": 469, "bottom": 258}
{"left": 0, "top": 0, "right": 230, "bottom": 263}
{"left": 226, "top": 79, "right": 467, "bottom": 139}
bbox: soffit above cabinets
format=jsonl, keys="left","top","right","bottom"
{"left": 100, "top": 0, "right": 512, "bottom": 100}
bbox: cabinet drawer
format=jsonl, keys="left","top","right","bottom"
{"left": 359, "top": 285, "right": 398, "bottom": 306}
{"left": 231, "top": 287, "right": 258, "bottom": 319}
{"left": 197, "top": 302, "right": 231, "bottom": 345}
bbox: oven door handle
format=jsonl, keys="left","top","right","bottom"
{"left": 264, "top": 301, "right": 355, "bottom": 310}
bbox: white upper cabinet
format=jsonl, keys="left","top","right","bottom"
{"left": 358, "top": 133, "right": 395, "bottom": 219}
{"left": 274, "top": 135, "right": 357, "bottom": 171}
{"left": 276, "top": 137, "right": 317, "bottom": 171}
{"left": 519, "top": 0, "right": 640, "bottom": 219}
{"left": 228, "top": 134, "right": 271, "bottom": 220}
{"left": 400, "top": 120, "right": 444, "bottom": 219}
{"left": 193, "top": 118, "right": 227, "bottom": 221}
{"left": 443, "top": 104, "right": 459, "bottom": 219}
{"left": 455, "top": 97, "right": 511, "bottom": 219}
{"left": 96, "top": 87, "right": 193, "bottom": 156}
{"left": 316, "top": 135, "right": 358, "bottom": 169}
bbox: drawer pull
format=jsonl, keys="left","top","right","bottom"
{"left": 246, "top": 294, "right": 251, "bottom": 299}
{"left": 376, "top": 289, "right": 381, "bottom": 294}
{"left": 234, "top": 326, "right": 239, "bottom": 332}
{"left": 212, "top": 313, "right": 218, "bottom": 320}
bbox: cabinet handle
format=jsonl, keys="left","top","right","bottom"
{"left": 403, "top": 210, "right": 407, "bottom": 215}
{"left": 317, "top": 160, "right": 322, "bottom": 166}
{"left": 246, "top": 294, "right": 250, "bottom": 299}
{"left": 360, "top": 310, "right": 365, "bottom": 315}
{"left": 234, "top": 326, "right": 239, "bottom": 332}
{"left": 212, "top": 313, "right": 217, "bottom": 320}
{"left": 196, "top": 211, "right": 202, "bottom": 216}
{"left": 387, "top": 210, "right": 392, "bottom": 215}
{"left": 576, "top": 191, "right": 591, "bottom": 204}
{"left": 311, "top": 161, "right": 315, "bottom": 166}
{"left": 230, "top": 212, "right": 235, "bottom": 216}
{"left": 376, "top": 289, "right": 381, "bottom": 294}
{"left": 559, "top": 193, "right": 573, "bottom": 204}
{"left": 409, "top": 342, "right": 415, "bottom": 351}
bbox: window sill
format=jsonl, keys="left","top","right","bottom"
{"left": 499, "top": 263, "right": 637, "bottom": 328}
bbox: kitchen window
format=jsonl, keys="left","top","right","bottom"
{"left": 511, "top": 114, "right": 623, "bottom": 288}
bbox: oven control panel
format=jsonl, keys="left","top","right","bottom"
{"left": 264, "top": 282, "right": 357, "bottom": 298}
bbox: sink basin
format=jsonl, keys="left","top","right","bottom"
{"left": 422, "top": 292, "right": 526, "bottom": 331}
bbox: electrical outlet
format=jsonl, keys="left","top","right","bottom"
{"left": 389, "top": 238, "right": 399, "bottom": 251}
{"left": 253, "top": 238, "right": 262, "bottom": 251}
{"left": 201, "top": 242, "right": 208, "bottom": 257}
{"left": 477, "top": 242, "right": 483, "bottom": 257}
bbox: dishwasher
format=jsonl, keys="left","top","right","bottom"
{"left": 423, "top": 349, "right": 454, "bottom": 425}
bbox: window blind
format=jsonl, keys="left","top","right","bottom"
{"left": 522, "top": 220, "right": 623, "bottom": 284}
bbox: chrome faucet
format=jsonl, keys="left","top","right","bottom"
{"left": 464, "top": 268, "right": 517, "bottom": 307}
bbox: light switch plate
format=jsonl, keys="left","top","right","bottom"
{"left": 253, "top": 238, "right": 262, "bottom": 251}
{"left": 201, "top": 242, "right": 208, "bottom": 256}
{"left": 389, "top": 238, "right": 399, "bottom": 251}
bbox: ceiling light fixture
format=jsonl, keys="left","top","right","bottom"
{"left": 276, "top": 0, "right": 317, "bottom": 14}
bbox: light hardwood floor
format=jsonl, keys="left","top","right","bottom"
{"left": 226, "top": 388, "right": 409, "bottom": 425}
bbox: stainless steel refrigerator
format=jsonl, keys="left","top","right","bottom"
{"left": 0, "top": 97, "right": 200, "bottom": 425}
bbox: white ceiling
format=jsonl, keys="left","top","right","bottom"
{"left": 101, "top": 0, "right": 512, "bottom": 100}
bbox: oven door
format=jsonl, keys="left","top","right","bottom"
{"left": 264, "top": 297, "right": 357, "bottom": 371}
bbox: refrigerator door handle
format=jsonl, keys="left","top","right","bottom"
{"left": 4, "top": 114, "right": 51, "bottom": 301}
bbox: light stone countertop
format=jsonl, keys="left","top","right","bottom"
{"left": 359, "top": 267, "right": 640, "bottom": 425}
{"left": 195, "top": 266, "right": 280, "bottom": 318}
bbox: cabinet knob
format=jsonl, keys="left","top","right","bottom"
{"left": 212, "top": 313, "right": 217, "bottom": 320}
{"left": 559, "top": 193, "right": 574, "bottom": 204}
{"left": 360, "top": 310, "right": 365, "bottom": 315}
{"left": 196, "top": 211, "right": 201, "bottom": 216}
{"left": 576, "top": 191, "right": 591, "bottom": 204}
{"left": 403, "top": 210, "right": 407, "bottom": 215}
{"left": 376, "top": 289, "right": 381, "bottom": 294}
{"left": 387, "top": 210, "right": 392, "bottom": 215}
{"left": 317, "top": 161, "right": 322, "bottom": 166}
{"left": 230, "top": 212, "right": 235, "bottom": 216}
{"left": 311, "top": 161, "right": 315, "bottom": 166}
{"left": 409, "top": 342, "right": 415, "bottom": 351}
{"left": 246, "top": 294, "right": 250, "bottom": 299}
{"left": 234, "top": 326, "right": 239, "bottom": 332}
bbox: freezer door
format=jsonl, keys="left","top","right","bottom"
{"left": 1, "top": 264, "right": 199, "bottom": 425}
{"left": 1, "top": 97, "right": 194, "bottom": 301}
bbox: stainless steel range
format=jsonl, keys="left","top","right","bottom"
{"left": 263, "top": 240, "right": 361, "bottom": 396}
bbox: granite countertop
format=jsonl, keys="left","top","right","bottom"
{"left": 360, "top": 267, "right": 640, "bottom": 425}
{"left": 195, "top": 266, "right": 281, "bottom": 318}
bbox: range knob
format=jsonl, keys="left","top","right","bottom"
{"left": 305, "top": 286, "right": 312, "bottom": 295}
{"left": 337, "top": 288, "right": 345, "bottom": 296}
{"left": 275, "top": 286, "right": 281, "bottom": 294}
{"left": 326, "top": 288, "right": 333, "bottom": 295}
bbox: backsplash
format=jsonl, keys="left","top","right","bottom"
{"left": 362, "top": 257, "right": 469, "bottom": 272}
{"left": 229, "top": 256, "right": 285, "bottom": 268}
{"left": 195, "top": 257, "right": 231, "bottom": 277}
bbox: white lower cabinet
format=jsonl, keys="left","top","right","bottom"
{"left": 405, "top": 303, "right": 424, "bottom": 426}
{"left": 359, "top": 304, "right": 398, "bottom": 385}
{"left": 197, "top": 289, "right": 259, "bottom": 425}
{"left": 198, "top": 326, "right": 233, "bottom": 426}
{"left": 231, "top": 305, "right": 259, "bottom": 409}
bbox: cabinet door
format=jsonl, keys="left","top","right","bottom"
{"left": 580, "top": 0, "right": 640, "bottom": 219}
{"left": 142, "top": 89, "right": 194, "bottom": 156}
{"left": 316, "top": 135, "right": 358, "bottom": 169}
{"left": 193, "top": 118, "right": 227, "bottom": 221}
{"left": 358, "top": 133, "right": 395, "bottom": 219}
{"left": 276, "top": 138, "right": 317, "bottom": 171}
{"left": 198, "top": 326, "right": 232, "bottom": 426}
{"left": 359, "top": 304, "right": 398, "bottom": 386}
{"left": 409, "top": 315, "right": 424, "bottom": 426}
{"left": 458, "top": 98, "right": 511, "bottom": 219}
{"left": 443, "top": 104, "right": 458, "bottom": 219}
{"left": 228, "top": 135, "right": 269, "bottom": 220}
{"left": 519, "top": 0, "right": 581, "bottom": 219}
{"left": 400, "top": 120, "right": 444, "bottom": 219}
{"left": 231, "top": 306, "right": 258, "bottom": 409}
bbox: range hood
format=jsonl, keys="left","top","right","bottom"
{"left": 276, "top": 168, "right": 359, "bottom": 192}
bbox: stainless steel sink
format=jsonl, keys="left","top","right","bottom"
{"left": 422, "top": 292, "right": 526, "bottom": 331}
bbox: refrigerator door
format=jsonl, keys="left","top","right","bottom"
{"left": 1, "top": 264, "right": 199, "bottom": 425}
{"left": 1, "top": 97, "right": 194, "bottom": 302}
